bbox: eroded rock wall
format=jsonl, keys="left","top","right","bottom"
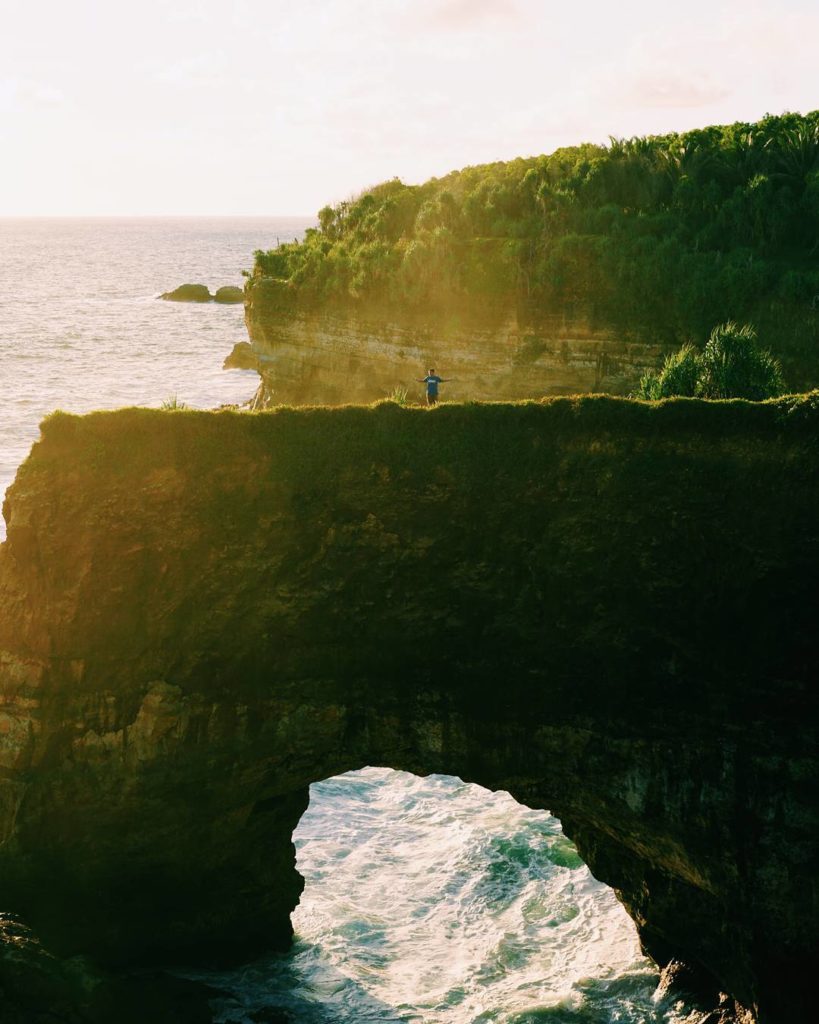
{"left": 1, "top": 398, "right": 818, "bottom": 1023}
{"left": 244, "top": 279, "right": 667, "bottom": 403}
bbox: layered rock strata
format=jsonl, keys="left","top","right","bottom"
{"left": 244, "top": 279, "right": 668, "bottom": 404}
{"left": 1, "top": 397, "right": 818, "bottom": 1024}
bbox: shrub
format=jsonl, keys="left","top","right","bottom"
{"left": 161, "top": 395, "right": 188, "bottom": 410}
{"left": 638, "top": 324, "right": 785, "bottom": 401}
{"left": 635, "top": 372, "right": 661, "bottom": 400}
{"left": 697, "top": 322, "right": 785, "bottom": 400}
{"left": 386, "top": 385, "right": 409, "bottom": 406}
{"left": 637, "top": 343, "right": 701, "bottom": 400}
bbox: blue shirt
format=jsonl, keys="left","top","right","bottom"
{"left": 423, "top": 375, "right": 443, "bottom": 395}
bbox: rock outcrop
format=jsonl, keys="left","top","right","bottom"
{"left": 244, "top": 278, "right": 668, "bottom": 405}
{"left": 213, "top": 286, "right": 244, "bottom": 304}
{"left": 222, "top": 340, "right": 259, "bottom": 371}
{"left": 160, "top": 283, "right": 213, "bottom": 302}
{"left": 1, "top": 397, "right": 818, "bottom": 1024}
{"left": 0, "top": 914, "right": 219, "bottom": 1023}
{"left": 160, "top": 284, "right": 244, "bottom": 304}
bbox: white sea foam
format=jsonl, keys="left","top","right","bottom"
{"left": 199, "top": 769, "right": 700, "bottom": 1024}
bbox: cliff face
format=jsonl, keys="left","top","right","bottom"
{"left": 1, "top": 398, "right": 818, "bottom": 1023}
{"left": 244, "top": 279, "right": 668, "bottom": 404}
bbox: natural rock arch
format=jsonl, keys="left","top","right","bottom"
{"left": 0, "top": 399, "right": 817, "bottom": 1024}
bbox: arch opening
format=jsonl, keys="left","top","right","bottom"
{"left": 198, "top": 769, "right": 700, "bottom": 1024}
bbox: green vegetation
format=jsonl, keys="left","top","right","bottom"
{"left": 638, "top": 322, "right": 785, "bottom": 400}
{"left": 251, "top": 112, "right": 819, "bottom": 383}
{"left": 638, "top": 343, "right": 702, "bottom": 399}
{"left": 160, "top": 394, "right": 189, "bottom": 410}
{"left": 698, "top": 322, "right": 785, "bottom": 399}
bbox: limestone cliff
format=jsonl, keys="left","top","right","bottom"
{"left": 244, "top": 279, "right": 668, "bottom": 404}
{"left": 1, "top": 397, "right": 818, "bottom": 1024}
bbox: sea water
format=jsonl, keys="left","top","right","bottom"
{"left": 0, "top": 220, "right": 697, "bottom": 1023}
{"left": 0, "top": 217, "right": 310, "bottom": 538}
{"left": 193, "top": 769, "right": 698, "bottom": 1024}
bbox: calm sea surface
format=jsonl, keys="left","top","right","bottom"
{"left": 0, "top": 220, "right": 695, "bottom": 1023}
{"left": 0, "top": 217, "right": 311, "bottom": 537}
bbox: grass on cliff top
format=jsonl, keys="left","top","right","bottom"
{"left": 38, "top": 390, "right": 819, "bottom": 435}
{"left": 34, "top": 390, "right": 819, "bottom": 480}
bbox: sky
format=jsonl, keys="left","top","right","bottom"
{"left": 0, "top": 0, "right": 816, "bottom": 216}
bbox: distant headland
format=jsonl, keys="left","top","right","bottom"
{"left": 241, "top": 111, "right": 819, "bottom": 407}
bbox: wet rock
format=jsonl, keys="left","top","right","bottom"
{"left": 214, "top": 286, "right": 244, "bottom": 304}
{"left": 223, "top": 340, "right": 259, "bottom": 371}
{"left": 0, "top": 915, "right": 221, "bottom": 1022}
{"left": 694, "top": 992, "right": 757, "bottom": 1024}
{"left": 655, "top": 959, "right": 721, "bottom": 1008}
{"left": 0, "top": 915, "right": 87, "bottom": 1022}
{"left": 160, "top": 283, "right": 213, "bottom": 302}
{"left": 87, "top": 971, "right": 219, "bottom": 1023}
{"left": 248, "top": 1009, "right": 292, "bottom": 1022}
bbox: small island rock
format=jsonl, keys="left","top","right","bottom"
{"left": 214, "top": 285, "right": 245, "bottom": 304}
{"left": 160, "top": 284, "right": 213, "bottom": 303}
{"left": 223, "top": 341, "right": 259, "bottom": 371}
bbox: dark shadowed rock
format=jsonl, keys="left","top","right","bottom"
{"left": 0, "top": 915, "right": 219, "bottom": 1023}
{"left": 160, "top": 284, "right": 213, "bottom": 302}
{"left": 87, "top": 972, "right": 219, "bottom": 1024}
{"left": 248, "top": 1010, "right": 292, "bottom": 1023}
{"left": 655, "top": 959, "right": 719, "bottom": 1003}
{"left": 223, "top": 341, "right": 259, "bottom": 371}
{"left": 653, "top": 959, "right": 732, "bottom": 1019}
{"left": 1, "top": 396, "right": 819, "bottom": 1023}
{"left": 213, "top": 285, "right": 244, "bottom": 304}
{"left": 0, "top": 915, "right": 86, "bottom": 1023}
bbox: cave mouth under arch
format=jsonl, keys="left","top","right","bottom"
{"left": 199, "top": 768, "right": 694, "bottom": 1024}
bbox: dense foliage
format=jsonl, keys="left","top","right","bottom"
{"left": 252, "top": 112, "right": 819, "bottom": 369}
{"left": 637, "top": 322, "right": 785, "bottom": 400}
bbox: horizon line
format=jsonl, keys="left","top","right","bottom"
{"left": 0, "top": 213, "right": 318, "bottom": 220}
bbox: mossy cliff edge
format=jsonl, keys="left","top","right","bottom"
{"left": 1, "top": 397, "right": 818, "bottom": 1022}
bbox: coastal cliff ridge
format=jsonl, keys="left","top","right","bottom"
{"left": 0, "top": 396, "right": 818, "bottom": 1024}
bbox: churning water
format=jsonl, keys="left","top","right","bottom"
{"left": 1, "top": 221, "right": 697, "bottom": 1022}
{"left": 198, "top": 769, "right": 698, "bottom": 1024}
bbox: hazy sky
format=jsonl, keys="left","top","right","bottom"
{"left": 1, "top": 0, "right": 816, "bottom": 215}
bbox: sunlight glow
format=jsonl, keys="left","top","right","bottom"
{"left": 1, "top": 0, "right": 815, "bottom": 215}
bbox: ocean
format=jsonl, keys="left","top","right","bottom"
{"left": 0, "top": 217, "right": 310, "bottom": 538}
{"left": 0, "top": 219, "right": 696, "bottom": 1023}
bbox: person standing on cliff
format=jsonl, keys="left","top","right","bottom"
{"left": 418, "top": 368, "right": 451, "bottom": 406}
